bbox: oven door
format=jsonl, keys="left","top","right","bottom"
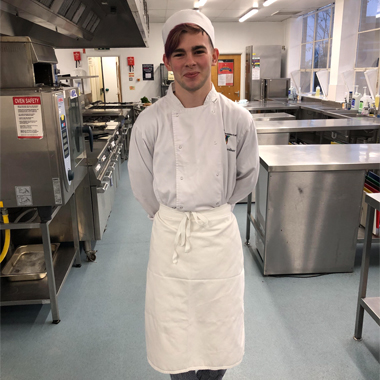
{"left": 91, "top": 159, "right": 117, "bottom": 240}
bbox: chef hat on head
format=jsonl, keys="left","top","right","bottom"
{"left": 162, "top": 9, "right": 215, "bottom": 46}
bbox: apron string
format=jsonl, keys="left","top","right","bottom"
{"left": 173, "top": 211, "right": 209, "bottom": 264}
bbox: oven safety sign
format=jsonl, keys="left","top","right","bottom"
{"left": 15, "top": 186, "right": 33, "bottom": 206}
{"left": 13, "top": 97, "right": 43, "bottom": 139}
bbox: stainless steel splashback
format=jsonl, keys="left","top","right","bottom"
{"left": 0, "top": 36, "right": 57, "bottom": 88}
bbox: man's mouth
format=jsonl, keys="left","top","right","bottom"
{"left": 184, "top": 72, "right": 199, "bottom": 79}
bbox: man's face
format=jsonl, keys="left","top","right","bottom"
{"left": 163, "top": 31, "right": 218, "bottom": 93}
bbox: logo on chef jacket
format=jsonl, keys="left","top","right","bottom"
{"left": 225, "top": 133, "right": 236, "bottom": 152}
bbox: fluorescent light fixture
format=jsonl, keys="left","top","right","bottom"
{"left": 239, "top": 8, "right": 258, "bottom": 22}
{"left": 263, "top": 0, "right": 277, "bottom": 6}
{"left": 376, "top": 13, "right": 380, "bottom": 18}
{"left": 194, "top": 0, "right": 207, "bottom": 7}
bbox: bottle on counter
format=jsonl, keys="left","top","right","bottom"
{"left": 351, "top": 85, "right": 361, "bottom": 110}
{"left": 288, "top": 85, "right": 294, "bottom": 100}
{"left": 315, "top": 86, "right": 321, "bottom": 97}
{"left": 359, "top": 87, "right": 371, "bottom": 114}
{"left": 347, "top": 91, "right": 353, "bottom": 110}
{"left": 375, "top": 93, "right": 380, "bottom": 115}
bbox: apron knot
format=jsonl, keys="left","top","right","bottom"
{"left": 173, "top": 211, "right": 209, "bottom": 264}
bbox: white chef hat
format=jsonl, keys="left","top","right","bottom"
{"left": 162, "top": 9, "right": 215, "bottom": 47}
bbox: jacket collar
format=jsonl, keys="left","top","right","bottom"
{"left": 167, "top": 82, "right": 218, "bottom": 111}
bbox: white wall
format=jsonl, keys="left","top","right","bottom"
{"left": 55, "top": 21, "right": 284, "bottom": 102}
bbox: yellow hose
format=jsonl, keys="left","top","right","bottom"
{"left": 0, "top": 201, "right": 10, "bottom": 263}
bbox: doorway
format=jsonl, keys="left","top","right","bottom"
{"left": 211, "top": 54, "right": 241, "bottom": 102}
{"left": 87, "top": 56, "right": 122, "bottom": 103}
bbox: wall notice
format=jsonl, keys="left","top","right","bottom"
{"left": 13, "top": 97, "right": 43, "bottom": 139}
{"left": 142, "top": 64, "right": 154, "bottom": 81}
{"left": 252, "top": 56, "right": 260, "bottom": 80}
{"left": 218, "top": 60, "right": 234, "bottom": 86}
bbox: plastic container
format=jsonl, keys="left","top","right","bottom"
{"left": 351, "top": 85, "right": 361, "bottom": 110}
{"left": 359, "top": 87, "right": 371, "bottom": 114}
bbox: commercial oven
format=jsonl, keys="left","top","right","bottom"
{"left": 0, "top": 37, "right": 88, "bottom": 217}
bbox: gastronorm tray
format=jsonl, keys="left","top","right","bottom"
{"left": 1, "top": 243, "right": 59, "bottom": 282}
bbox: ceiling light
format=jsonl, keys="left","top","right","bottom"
{"left": 376, "top": 13, "right": 380, "bottom": 18}
{"left": 239, "top": 8, "right": 258, "bottom": 22}
{"left": 263, "top": 0, "right": 277, "bottom": 6}
{"left": 194, "top": 0, "right": 207, "bottom": 7}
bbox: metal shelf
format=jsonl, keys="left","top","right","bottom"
{"left": 354, "top": 192, "right": 380, "bottom": 340}
{"left": 0, "top": 195, "right": 81, "bottom": 323}
{"left": 1, "top": 244, "right": 77, "bottom": 306}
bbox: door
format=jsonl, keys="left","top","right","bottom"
{"left": 102, "top": 57, "right": 121, "bottom": 103}
{"left": 88, "top": 57, "right": 105, "bottom": 102}
{"left": 211, "top": 54, "right": 241, "bottom": 102}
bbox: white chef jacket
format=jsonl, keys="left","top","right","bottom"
{"left": 128, "top": 83, "right": 259, "bottom": 217}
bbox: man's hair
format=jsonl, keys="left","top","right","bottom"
{"left": 164, "top": 23, "right": 214, "bottom": 58}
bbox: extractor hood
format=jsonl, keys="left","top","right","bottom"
{"left": 0, "top": 0, "right": 149, "bottom": 48}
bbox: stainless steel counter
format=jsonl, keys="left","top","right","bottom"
{"left": 259, "top": 144, "right": 380, "bottom": 172}
{"left": 255, "top": 118, "right": 380, "bottom": 134}
{"left": 246, "top": 144, "right": 380, "bottom": 275}
{"left": 251, "top": 112, "right": 295, "bottom": 121}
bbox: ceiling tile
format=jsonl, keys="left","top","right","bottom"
{"left": 201, "top": 9, "right": 224, "bottom": 18}
{"left": 149, "top": 9, "right": 166, "bottom": 17}
{"left": 226, "top": 0, "right": 257, "bottom": 10}
{"left": 167, "top": 0, "right": 196, "bottom": 10}
{"left": 219, "top": 9, "right": 248, "bottom": 18}
{"left": 150, "top": 17, "right": 166, "bottom": 23}
{"left": 204, "top": 0, "right": 233, "bottom": 11}
{"left": 146, "top": 0, "right": 168, "bottom": 10}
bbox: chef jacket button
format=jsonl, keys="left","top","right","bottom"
{"left": 180, "top": 176, "right": 183, "bottom": 180}
{"left": 216, "top": 173, "right": 219, "bottom": 177}
{"left": 179, "top": 206, "right": 183, "bottom": 210}
{"left": 179, "top": 145, "right": 182, "bottom": 149}
{"left": 214, "top": 141, "right": 217, "bottom": 145}
{"left": 216, "top": 202, "right": 220, "bottom": 206}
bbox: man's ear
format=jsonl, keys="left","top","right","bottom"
{"left": 211, "top": 48, "right": 219, "bottom": 67}
{"left": 163, "top": 54, "right": 172, "bottom": 71}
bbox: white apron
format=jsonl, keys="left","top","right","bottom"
{"left": 145, "top": 203, "right": 245, "bottom": 374}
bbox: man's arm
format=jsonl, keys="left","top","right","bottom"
{"left": 128, "top": 123, "right": 160, "bottom": 218}
{"left": 228, "top": 118, "right": 259, "bottom": 204}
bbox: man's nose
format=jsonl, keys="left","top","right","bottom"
{"left": 185, "top": 53, "right": 196, "bottom": 66}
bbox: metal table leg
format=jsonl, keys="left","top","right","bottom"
{"left": 246, "top": 192, "right": 252, "bottom": 245}
{"left": 354, "top": 206, "right": 375, "bottom": 340}
{"left": 70, "top": 193, "right": 82, "bottom": 267}
{"left": 41, "top": 222, "right": 60, "bottom": 324}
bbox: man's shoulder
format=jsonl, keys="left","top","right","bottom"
{"left": 134, "top": 97, "right": 170, "bottom": 127}
{"left": 217, "top": 93, "right": 252, "bottom": 123}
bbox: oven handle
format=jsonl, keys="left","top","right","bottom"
{"left": 82, "top": 125, "right": 93, "bottom": 152}
{"left": 112, "top": 149, "right": 122, "bottom": 162}
{"left": 97, "top": 181, "right": 109, "bottom": 194}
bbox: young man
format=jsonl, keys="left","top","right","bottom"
{"left": 128, "top": 9, "right": 259, "bottom": 380}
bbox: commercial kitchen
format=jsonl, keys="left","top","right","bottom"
{"left": 0, "top": 0, "right": 379, "bottom": 379}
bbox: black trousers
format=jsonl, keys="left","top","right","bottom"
{"left": 170, "top": 369, "right": 227, "bottom": 380}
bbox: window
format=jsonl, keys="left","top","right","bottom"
{"left": 354, "top": 0, "right": 380, "bottom": 96}
{"left": 300, "top": 4, "right": 334, "bottom": 94}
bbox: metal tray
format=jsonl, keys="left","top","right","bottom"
{"left": 1, "top": 243, "right": 60, "bottom": 282}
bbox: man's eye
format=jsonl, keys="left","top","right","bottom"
{"left": 195, "top": 50, "right": 205, "bottom": 54}
{"left": 173, "top": 53, "right": 184, "bottom": 57}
